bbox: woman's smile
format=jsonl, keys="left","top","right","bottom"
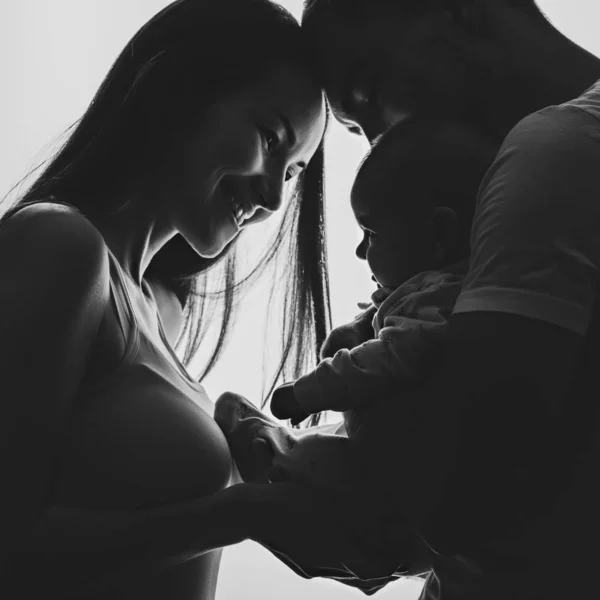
{"left": 228, "top": 195, "right": 255, "bottom": 228}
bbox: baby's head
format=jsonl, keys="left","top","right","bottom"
{"left": 351, "top": 118, "right": 500, "bottom": 289}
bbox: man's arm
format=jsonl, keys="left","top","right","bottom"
{"left": 265, "top": 106, "right": 600, "bottom": 583}
{"left": 357, "top": 309, "right": 587, "bottom": 555}
{"left": 378, "top": 106, "right": 600, "bottom": 553}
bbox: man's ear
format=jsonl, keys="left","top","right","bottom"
{"left": 431, "top": 206, "right": 460, "bottom": 264}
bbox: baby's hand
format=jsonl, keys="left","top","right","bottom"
{"left": 320, "top": 304, "right": 377, "bottom": 360}
{"left": 270, "top": 382, "right": 311, "bottom": 425}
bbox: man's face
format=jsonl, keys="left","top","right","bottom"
{"left": 308, "top": 9, "right": 474, "bottom": 142}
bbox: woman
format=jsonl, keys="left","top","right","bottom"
{"left": 285, "top": 1, "right": 600, "bottom": 599}
{"left": 0, "top": 0, "right": 344, "bottom": 597}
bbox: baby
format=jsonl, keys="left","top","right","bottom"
{"left": 215, "top": 117, "right": 499, "bottom": 494}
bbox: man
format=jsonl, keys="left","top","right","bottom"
{"left": 257, "top": 2, "right": 600, "bottom": 598}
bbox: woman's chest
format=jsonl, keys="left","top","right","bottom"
{"left": 53, "top": 311, "right": 233, "bottom": 510}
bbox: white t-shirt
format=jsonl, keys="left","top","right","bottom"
{"left": 420, "top": 81, "right": 600, "bottom": 600}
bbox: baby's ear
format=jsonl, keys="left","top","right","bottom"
{"left": 431, "top": 206, "right": 460, "bottom": 263}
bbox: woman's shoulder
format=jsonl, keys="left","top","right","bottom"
{"left": 0, "top": 201, "right": 109, "bottom": 301}
{"left": 2, "top": 200, "right": 97, "bottom": 235}
{"left": 1, "top": 201, "right": 106, "bottom": 260}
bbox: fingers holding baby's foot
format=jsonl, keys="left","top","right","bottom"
{"left": 214, "top": 392, "right": 348, "bottom": 489}
{"left": 214, "top": 392, "right": 285, "bottom": 484}
{"left": 215, "top": 392, "right": 274, "bottom": 432}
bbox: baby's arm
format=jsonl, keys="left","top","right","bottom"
{"left": 319, "top": 303, "right": 377, "bottom": 360}
{"left": 273, "top": 320, "right": 447, "bottom": 421}
{"left": 271, "top": 304, "right": 376, "bottom": 424}
{"left": 272, "top": 276, "right": 461, "bottom": 421}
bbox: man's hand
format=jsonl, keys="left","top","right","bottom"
{"left": 244, "top": 481, "right": 409, "bottom": 594}
{"left": 267, "top": 547, "right": 405, "bottom": 596}
{"left": 270, "top": 382, "right": 311, "bottom": 425}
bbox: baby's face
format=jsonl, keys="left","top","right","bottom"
{"left": 350, "top": 121, "right": 495, "bottom": 289}
{"left": 351, "top": 177, "right": 437, "bottom": 289}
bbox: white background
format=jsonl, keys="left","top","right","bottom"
{"left": 1, "top": 1, "right": 598, "bottom": 598}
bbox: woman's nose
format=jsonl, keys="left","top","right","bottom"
{"left": 256, "top": 172, "right": 284, "bottom": 213}
{"left": 257, "top": 188, "right": 283, "bottom": 212}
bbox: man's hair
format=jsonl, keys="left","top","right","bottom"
{"left": 303, "top": 0, "right": 548, "bottom": 29}
{"left": 353, "top": 117, "right": 499, "bottom": 224}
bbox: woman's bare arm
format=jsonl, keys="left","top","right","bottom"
{"left": 0, "top": 204, "right": 109, "bottom": 571}
{"left": 7, "top": 484, "right": 252, "bottom": 596}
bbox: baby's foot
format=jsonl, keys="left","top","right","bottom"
{"left": 214, "top": 392, "right": 287, "bottom": 483}
{"left": 215, "top": 393, "right": 354, "bottom": 489}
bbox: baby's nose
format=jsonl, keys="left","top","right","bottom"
{"left": 356, "top": 237, "right": 368, "bottom": 260}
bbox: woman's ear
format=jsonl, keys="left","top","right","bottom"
{"left": 431, "top": 206, "right": 460, "bottom": 265}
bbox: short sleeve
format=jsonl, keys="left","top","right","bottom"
{"left": 454, "top": 105, "right": 600, "bottom": 336}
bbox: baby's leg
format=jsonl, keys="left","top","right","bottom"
{"left": 262, "top": 427, "right": 354, "bottom": 488}
{"left": 214, "top": 392, "right": 352, "bottom": 489}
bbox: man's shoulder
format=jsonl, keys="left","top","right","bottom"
{"left": 476, "top": 98, "right": 600, "bottom": 209}
{"left": 504, "top": 98, "right": 600, "bottom": 155}
{"left": 560, "top": 77, "right": 600, "bottom": 126}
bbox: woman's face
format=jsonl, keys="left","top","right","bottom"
{"left": 166, "top": 65, "right": 326, "bottom": 259}
{"left": 306, "top": 10, "right": 473, "bottom": 142}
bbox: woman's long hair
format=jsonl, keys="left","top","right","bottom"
{"left": 1, "top": 0, "right": 331, "bottom": 412}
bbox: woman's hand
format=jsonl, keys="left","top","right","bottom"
{"left": 7, "top": 484, "right": 255, "bottom": 595}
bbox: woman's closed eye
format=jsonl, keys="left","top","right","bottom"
{"left": 259, "top": 126, "right": 298, "bottom": 181}
{"left": 260, "top": 126, "right": 280, "bottom": 153}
